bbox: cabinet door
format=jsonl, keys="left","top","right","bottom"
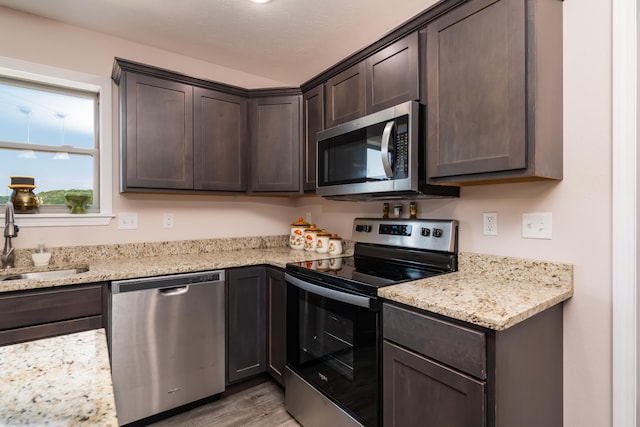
{"left": 324, "top": 62, "right": 366, "bottom": 128}
{"left": 0, "top": 283, "right": 106, "bottom": 346}
{"left": 425, "top": 0, "right": 526, "bottom": 179}
{"left": 266, "top": 267, "right": 286, "bottom": 386}
{"left": 303, "top": 85, "right": 324, "bottom": 191}
{"left": 366, "top": 33, "right": 419, "bottom": 114}
{"left": 383, "top": 341, "right": 486, "bottom": 427}
{"left": 123, "top": 72, "right": 194, "bottom": 190}
{"left": 227, "top": 267, "right": 266, "bottom": 384}
{"left": 249, "top": 95, "right": 302, "bottom": 192}
{"left": 194, "top": 88, "right": 248, "bottom": 191}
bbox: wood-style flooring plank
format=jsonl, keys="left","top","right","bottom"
{"left": 148, "top": 381, "right": 300, "bottom": 427}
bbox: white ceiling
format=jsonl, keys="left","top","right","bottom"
{"left": 0, "top": 0, "right": 437, "bottom": 86}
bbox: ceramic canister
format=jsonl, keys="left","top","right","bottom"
{"left": 290, "top": 217, "right": 310, "bottom": 250}
{"left": 315, "top": 229, "right": 332, "bottom": 253}
{"left": 316, "top": 258, "right": 330, "bottom": 271}
{"left": 303, "top": 224, "right": 321, "bottom": 251}
{"left": 328, "top": 234, "right": 343, "bottom": 255}
{"left": 329, "top": 257, "right": 343, "bottom": 270}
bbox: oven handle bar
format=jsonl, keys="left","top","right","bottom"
{"left": 285, "top": 273, "right": 373, "bottom": 309}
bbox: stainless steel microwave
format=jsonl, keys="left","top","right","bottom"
{"left": 316, "top": 101, "right": 459, "bottom": 200}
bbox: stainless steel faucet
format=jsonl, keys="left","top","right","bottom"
{"left": 1, "top": 201, "right": 18, "bottom": 269}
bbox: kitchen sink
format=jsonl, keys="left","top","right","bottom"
{"left": 0, "top": 267, "right": 89, "bottom": 281}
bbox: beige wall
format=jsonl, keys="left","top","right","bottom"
{"left": 0, "top": 2, "right": 613, "bottom": 426}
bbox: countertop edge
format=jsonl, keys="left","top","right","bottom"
{"left": 0, "top": 247, "right": 573, "bottom": 331}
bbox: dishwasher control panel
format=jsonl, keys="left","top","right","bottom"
{"left": 111, "top": 270, "right": 225, "bottom": 294}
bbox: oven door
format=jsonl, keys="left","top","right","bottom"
{"left": 285, "top": 273, "right": 380, "bottom": 427}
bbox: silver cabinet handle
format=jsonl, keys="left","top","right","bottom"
{"left": 285, "top": 273, "right": 372, "bottom": 309}
{"left": 380, "top": 120, "right": 395, "bottom": 178}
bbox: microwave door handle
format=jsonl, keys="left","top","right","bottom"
{"left": 381, "top": 121, "right": 395, "bottom": 178}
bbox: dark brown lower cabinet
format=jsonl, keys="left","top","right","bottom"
{"left": 383, "top": 341, "right": 485, "bottom": 427}
{"left": 382, "top": 302, "right": 563, "bottom": 427}
{"left": 266, "top": 267, "right": 286, "bottom": 386}
{"left": 0, "top": 282, "right": 107, "bottom": 346}
{"left": 227, "top": 267, "right": 267, "bottom": 384}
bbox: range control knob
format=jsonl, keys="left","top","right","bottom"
{"left": 432, "top": 228, "right": 443, "bottom": 238}
{"left": 421, "top": 227, "right": 431, "bottom": 237}
{"left": 355, "top": 224, "right": 372, "bottom": 232}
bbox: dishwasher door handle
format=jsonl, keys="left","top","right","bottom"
{"left": 159, "top": 286, "right": 189, "bottom": 296}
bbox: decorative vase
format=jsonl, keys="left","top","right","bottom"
{"left": 64, "top": 191, "right": 91, "bottom": 214}
{"left": 9, "top": 176, "right": 39, "bottom": 213}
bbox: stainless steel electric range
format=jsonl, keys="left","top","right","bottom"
{"left": 284, "top": 217, "right": 459, "bottom": 427}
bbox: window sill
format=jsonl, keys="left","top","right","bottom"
{"left": 15, "top": 213, "right": 114, "bottom": 227}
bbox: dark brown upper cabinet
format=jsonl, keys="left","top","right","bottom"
{"left": 424, "top": 0, "right": 562, "bottom": 185}
{"left": 249, "top": 94, "right": 302, "bottom": 193}
{"left": 324, "top": 62, "right": 366, "bottom": 128}
{"left": 193, "top": 87, "right": 248, "bottom": 192}
{"left": 113, "top": 59, "right": 302, "bottom": 195}
{"left": 324, "top": 33, "right": 419, "bottom": 129}
{"left": 121, "top": 72, "right": 194, "bottom": 191}
{"left": 302, "top": 85, "right": 324, "bottom": 191}
{"left": 366, "top": 32, "right": 419, "bottom": 113}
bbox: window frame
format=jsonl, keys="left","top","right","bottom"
{"left": 0, "top": 56, "right": 113, "bottom": 227}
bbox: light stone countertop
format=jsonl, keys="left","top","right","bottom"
{"left": 378, "top": 252, "right": 573, "bottom": 330}
{"left": 0, "top": 237, "right": 573, "bottom": 331}
{"left": 0, "top": 329, "right": 118, "bottom": 426}
{"left": 0, "top": 246, "right": 344, "bottom": 293}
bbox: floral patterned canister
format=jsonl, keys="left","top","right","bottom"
{"left": 328, "top": 234, "right": 343, "bottom": 255}
{"left": 290, "top": 217, "right": 310, "bottom": 250}
{"left": 304, "top": 224, "right": 321, "bottom": 251}
{"left": 315, "top": 229, "right": 332, "bottom": 253}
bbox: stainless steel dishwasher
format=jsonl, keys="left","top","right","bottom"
{"left": 109, "top": 270, "right": 225, "bottom": 425}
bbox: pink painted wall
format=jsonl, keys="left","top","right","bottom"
{"left": 0, "top": 2, "right": 613, "bottom": 426}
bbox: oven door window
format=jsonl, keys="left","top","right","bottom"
{"left": 287, "top": 285, "right": 378, "bottom": 426}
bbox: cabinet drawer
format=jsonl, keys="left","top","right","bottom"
{"left": 0, "top": 316, "right": 103, "bottom": 346}
{"left": 383, "top": 303, "right": 486, "bottom": 379}
{"left": 0, "top": 284, "right": 103, "bottom": 331}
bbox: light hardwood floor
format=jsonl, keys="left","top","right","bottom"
{"left": 148, "top": 381, "right": 300, "bottom": 427}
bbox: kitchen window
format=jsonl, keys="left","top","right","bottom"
{"left": 0, "top": 57, "right": 113, "bottom": 226}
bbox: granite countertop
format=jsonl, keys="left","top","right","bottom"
{"left": 0, "top": 329, "right": 118, "bottom": 426}
{"left": 0, "top": 237, "right": 573, "bottom": 331}
{"left": 379, "top": 253, "right": 573, "bottom": 330}
{"left": 0, "top": 246, "right": 341, "bottom": 293}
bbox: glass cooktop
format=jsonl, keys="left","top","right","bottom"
{"left": 285, "top": 255, "right": 447, "bottom": 297}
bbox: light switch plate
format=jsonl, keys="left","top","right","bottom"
{"left": 118, "top": 212, "right": 138, "bottom": 230}
{"left": 163, "top": 213, "right": 174, "bottom": 228}
{"left": 522, "top": 212, "right": 552, "bottom": 239}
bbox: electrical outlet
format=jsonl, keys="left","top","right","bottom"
{"left": 522, "top": 212, "right": 552, "bottom": 239}
{"left": 483, "top": 212, "right": 498, "bottom": 236}
{"left": 163, "top": 213, "right": 174, "bottom": 228}
{"left": 118, "top": 212, "right": 138, "bottom": 230}
{"left": 305, "top": 212, "right": 312, "bottom": 224}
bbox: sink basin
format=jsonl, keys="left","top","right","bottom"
{"left": 0, "top": 267, "right": 89, "bottom": 281}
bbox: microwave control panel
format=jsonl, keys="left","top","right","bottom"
{"left": 394, "top": 120, "right": 409, "bottom": 179}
